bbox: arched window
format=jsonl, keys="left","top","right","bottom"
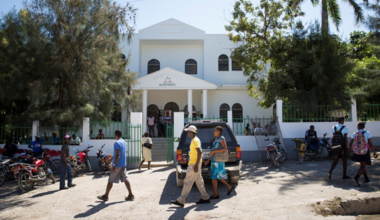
{"left": 232, "top": 103, "right": 243, "bottom": 122}
{"left": 219, "top": 103, "right": 230, "bottom": 120}
{"left": 218, "top": 55, "right": 229, "bottom": 71}
{"left": 147, "top": 104, "right": 159, "bottom": 117}
{"left": 121, "top": 54, "right": 127, "bottom": 61}
{"left": 148, "top": 59, "right": 160, "bottom": 74}
{"left": 185, "top": 59, "right": 197, "bottom": 74}
{"left": 183, "top": 105, "right": 196, "bottom": 112}
{"left": 111, "top": 104, "right": 122, "bottom": 122}
{"left": 232, "top": 58, "right": 242, "bottom": 71}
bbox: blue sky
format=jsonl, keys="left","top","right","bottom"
{"left": 1, "top": 0, "right": 370, "bottom": 40}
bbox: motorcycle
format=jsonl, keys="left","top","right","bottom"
{"left": 0, "top": 157, "right": 13, "bottom": 186}
{"left": 23, "top": 146, "right": 62, "bottom": 174}
{"left": 10, "top": 150, "right": 56, "bottom": 192}
{"left": 96, "top": 144, "right": 113, "bottom": 171}
{"left": 293, "top": 133, "right": 331, "bottom": 161}
{"left": 264, "top": 137, "right": 287, "bottom": 168}
{"left": 70, "top": 142, "right": 93, "bottom": 176}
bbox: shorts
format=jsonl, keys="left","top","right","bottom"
{"left": 108, "top": 166, "right": 129, "bottom": 183}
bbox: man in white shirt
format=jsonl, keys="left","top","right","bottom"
{"left": 147, "top": 113, "right": 155, "bottom": 138}
{"left": 254, "top": 123, "right": 264, "bottom": 135}
{"left": 70, "top": 134, "right": 82, "bottom": 145}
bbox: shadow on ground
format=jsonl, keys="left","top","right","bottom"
{"left": 74, "top": 201, "right": 125, "bottom": 218}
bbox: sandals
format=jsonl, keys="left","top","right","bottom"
{"left": 227, "top": 186, "right": 236, "bottom": 195}
{"left": 210, "top": 195, "right": 219, "bottom": 199}
{"left": 97, "top": 195, "right": 109, "bottom": 201}
{"left": 125, "top": 195, "right": 135, "bottom": 201}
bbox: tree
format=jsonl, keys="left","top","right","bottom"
{"left": 20, "top": 0, "right": 140, "bottom": 128}
{"left": 225, "top": 0, "right": 303, "bottom": 91}
{"left": 290, "top": 0, "right": 366, "bottom": 39}
{"left": 258, "top": 23, "right": 354, "bottom": 109}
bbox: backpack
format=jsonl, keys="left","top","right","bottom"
{"left": 330, "top": 126, "right": 345, "bottom": 154}
{"left": 352, "top": 131, "right": 369, "bottom": 155}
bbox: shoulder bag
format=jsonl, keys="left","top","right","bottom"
{"left": 214, "top": 138, "right": 229, "bottom": 162}
{"left": 143, "top": 139, "right": 152, "bottom": 149}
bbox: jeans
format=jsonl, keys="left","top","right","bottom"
{"left": 164, "top": 123, "right": 168, "bottom": 137}
{"left": 157, "top": 124, "right": 163, "bottom": 137}
{"left": 148, "top": 125, "right": 155, "bottom": 137}
{"left": 60, "top": 161, "right": 73, "bottom": 188}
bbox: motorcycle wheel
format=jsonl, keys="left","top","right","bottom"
{"left": 0, "top": 168, "right": 5, "bottom": 186}
{"left": 49, "top": 159, "right": 62, "bottom": 174}
{"left": 18, "top": 171, "right": 35, "bottom": 192}
{"left": 278, "top": 149, "right": 287, "bottom": 163}
{"left": 86, "top": 159, "right": 92, "bottom": 172}
{"left": 98, "top": 160, "right": 109, "bottom": 171}
{"left": 7, "top": 171, "right": 15, "bottom": 181}
{"left": 270, "top": 154, "right": 280, "bottom": 168}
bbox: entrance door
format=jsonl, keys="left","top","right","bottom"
{"left": 164, "top": 102, "right": 179, "bottom": 117}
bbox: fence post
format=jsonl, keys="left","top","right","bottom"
{"left": 351, "top": 97, "right": 358, "bottom": 123}
{"left": 129, "top": 112, "right": 142, "bottom": 168}
{"left": 276, "top": 100, "right": 283, "bottom": 123}
{"left": 32, "top": 120, "right": 39, "bottom": 142}
{"left": 227, "top": 111, "right": 232, "bottom": 128}
{"left": 82, "top": 117, "right": 90, "bottom": 146}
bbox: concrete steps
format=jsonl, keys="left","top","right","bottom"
{"left": 150, "top": 138, "right": 168, "bottom": 162}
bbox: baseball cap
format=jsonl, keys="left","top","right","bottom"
{"left": 64, "top": 135, "right": 71, "bottom": 139}
{"left": 184, "top": 125, "right": 197, "bottom": 133}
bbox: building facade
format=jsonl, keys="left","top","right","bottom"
{"left": 120, "top": 18, "right": 272, "bottom": 133}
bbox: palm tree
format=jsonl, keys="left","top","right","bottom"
{"left": 291, "top": 0, "right": 366, "bottom": 39}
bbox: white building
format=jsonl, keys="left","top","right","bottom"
{"left": 120, "top": 18, "right": 273, "bottom": 133}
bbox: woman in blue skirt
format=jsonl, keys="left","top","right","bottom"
{"left": 204, "top": 126, "right": 235, "bottom": 199}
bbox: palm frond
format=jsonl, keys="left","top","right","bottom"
{"left": 327, "top": 0, "right": 342, "bottom": 30}
{"left": 344, "top": 0, "right": 365, "bottom": 24}
{"left": 291, "top": 0, "right": 306, "bottom": 8}
{"left": 311, "top": 0, "right": 320, "bottom": 6}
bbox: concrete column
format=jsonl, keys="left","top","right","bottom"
{"left": 142, "top": 89, "right": 148, "bottom": 133}
{"left": 174, "top": 112, "right": 185, "bottom": 162}
{"left": 188, "top": 89, "right": 193, "bottom": 120}
{"left": 351, "top": 97, "right": 358, "bottom": 123}
{"left": 202, "top": 89, "right": 208, "bottom": 118}
{"left": 227, "top": 111, "right": 232, "bottom": 127}
{"left": 82, "top": 117, "right": 90, "bottom": 146}
{"left": 276, "top": 100, "right": 283, "bottom": 123}
{"left": 32, "top": 120, "right": 39, "bottom": 141}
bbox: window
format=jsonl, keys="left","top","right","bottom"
{"left": 232, "top": 58, "right": 242, "bottom": 71}
{"left": 218, "top": 55, "right": 229, "bottom": 71}
{"left": 121, "top": 54, "right": 127, "bottom": 61}
{"left": 183, "top": 105, "right": 196, "bottom": 112}
{"left": 111, "top": 104, "right": 122, "bottom": 122}
{"left": 185, "top": 59, "right": 197, "bottom": 74}
{"left": 147, "top": 104, "right": 159, "bottom": 117}
{"left": 232, "top": 103, "right": 243, "bottom": 122}
{"left": 148, "top": 59, "right": 160, "bottom": 74}
{"left": 219, "top": 103, "right": 230, "bottom": 120}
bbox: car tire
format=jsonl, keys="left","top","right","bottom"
{"left": 176, "top": 170, "right": 184, "bottom": 188}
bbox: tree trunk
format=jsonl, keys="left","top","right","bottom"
{"left": 322, "top": 0, "right": 329, "bottom": 41}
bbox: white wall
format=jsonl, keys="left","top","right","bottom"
{"left": 147, "top": 90, "right": 202, "bottom": 112}
{"left": 140, "top": 42, "right": 204, "bottom": 79}
{"left": 236, "top": 136, "right": 258, "bottom": 151}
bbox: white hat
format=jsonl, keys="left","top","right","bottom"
{"left": 184, "top": 125, "right": 197, "bottom": 133}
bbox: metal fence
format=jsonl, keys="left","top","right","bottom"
{"left": 125, "top": 123, "right": 142, "bottom": 163}
{"left": 0, "top": 125, "right": 33, "bottom": 145}
{"left": 38, "top": 126, "right": 83, "bottom": 145}
{"left": 232, "top": 117, "right": 277, "bottom": 136}
{"left": 282, "top": 105, "right": 351, "bottom": 122}
{"left": 187, "top": 117, "right": 227, "bottom": 124}
{"left": 358, "top": 104, "right": 380, "bottom": 121}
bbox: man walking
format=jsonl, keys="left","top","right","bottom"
{"left": 328, "top": 117, "right": 350, "bottom": 180}
{"left": 98, "top": 130, "right": 134, "bottom": 201}
{"left": 170, "top": 125, "right": 210, "bottom": 207}
{"left": 60, "top": 135, "right": 75, "bottom": 190}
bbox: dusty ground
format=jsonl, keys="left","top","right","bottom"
{"left": 0, "top": 158, "right": 380, "bottom": 220}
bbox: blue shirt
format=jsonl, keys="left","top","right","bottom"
{"left": 113, "top": 139, "right": 127, "bottom": 167}
{"left": 352, "top": 130, "right": 372, "bottom": 142}
{"left": 52, "top": 137, "right": 59, "bottom": 145}
{"left": 332, "top": 124, "right": 348, "bottom": 136}
{"left": 31, "top": 140, "right": 44, "bottom": 153}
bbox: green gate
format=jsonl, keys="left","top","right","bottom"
{"left": 125, "top": 123, "right": 142, "bottom": 164}
{"left": 166, "top": 124, "right": 174, "bottom": 163}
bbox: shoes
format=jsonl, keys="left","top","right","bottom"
{"left": 125, "top": 195, "right": 135, "bottom": 201}
{"left": 170, "top": 200, "right": 184, "bottom": 207}
{"left": 227, "top": 186, "right": 236, "bottom": 195}
{"left": 364, "top": 178, "right": 370, "bottom": 183}
{"left": 196, "top": 198, "right": 210, "bottom": 204}
{"left": 327, "top": 173, "right": 331, "bottom": 180}
{"left": 352, "top": 178, "right": 361, "bottom": 187}
{"left": 210, "top": 195, "right": 219, "bottom": 199}
{"left": 342, "top": 175, "right": 351, "bottom": 180}
{"left": 68, "top": 184, "right": 76, "bottom": 188}
{"left": 60, "top": 186, "right": 69, "bottom": 190}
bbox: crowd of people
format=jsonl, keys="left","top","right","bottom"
{"left": 245, "top": 121, "right": 277, "bottom": 136}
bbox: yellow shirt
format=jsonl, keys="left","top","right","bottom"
{"left": 188, "top": 136, "right": 202, "bottom": 165}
